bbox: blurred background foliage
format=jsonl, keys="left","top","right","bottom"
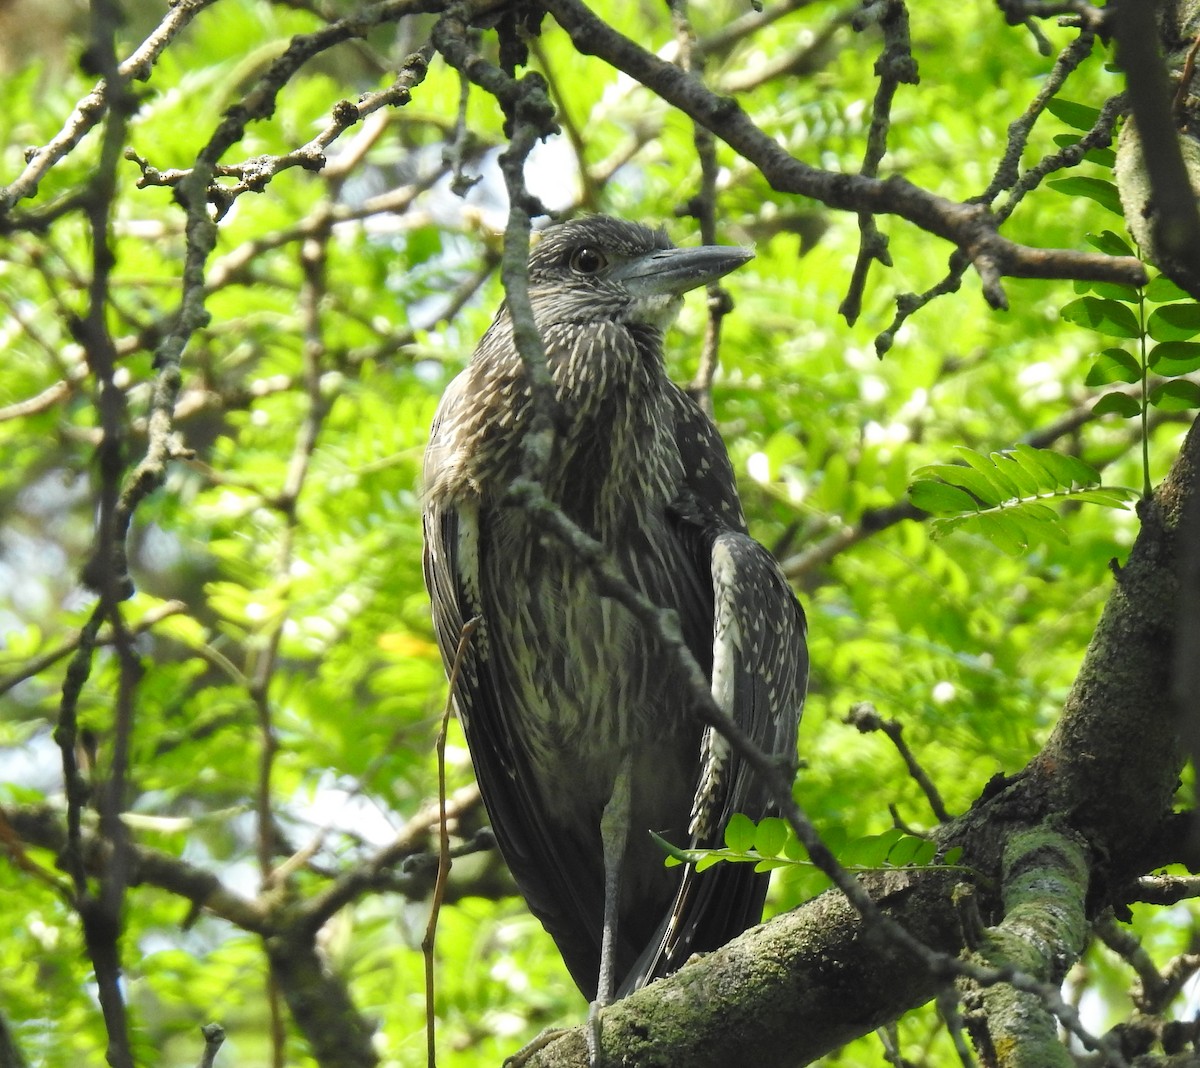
{"left": 0, "top": 0, "right": 1193, "bottom": 1065}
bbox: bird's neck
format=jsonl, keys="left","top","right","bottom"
{"left": 469, "top": 318, "right": 680, "bottom": 534}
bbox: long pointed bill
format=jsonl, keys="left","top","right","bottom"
{"left": 611, "top": 244, "right": 755, "bottom": 298}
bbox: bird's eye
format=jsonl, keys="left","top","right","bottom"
{"left": 568, "top": 247, "right": 607, "bottom": 274}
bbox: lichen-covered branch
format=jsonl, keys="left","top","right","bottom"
{"left": 961, "top": 830, "right": 1091, "bottom": 1068}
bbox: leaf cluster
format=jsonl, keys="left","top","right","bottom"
{"left": 910, "top": 444, "right": 1136, "bottom": 553}
{"left": 654, "top": 815, "right": 968, "bottom": 908}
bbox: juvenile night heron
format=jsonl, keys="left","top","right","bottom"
{"left": 422, "top": 216, "right": 807, "bottom": 1031}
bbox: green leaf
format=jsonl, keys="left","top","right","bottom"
{"left": 1007, "top": 446, "right": 1059, "bottom": 493}
{"left": 972, "top": 513, "right": 1031, "bottom": 554}
{"left": 911, "top": 839, "right": 938, "bottom": 867}
{"left": 1019, "top": 501, "right": 1063, "bottom": 524}
{"left": 943, "top": 847, "right": 964, "bottom": 867}
{"left": 885, "top": 834, "right": 928, "bottom": 867}
{"left": 912, "top": 463, "right": 997, "bottom": 504}
{"left": 841, "top": 831, "right": 902, "bottom": 869}
{"left": 781, "top": 865, "right": 833, "bottom": 903}
{"left": 1082, "top": 282, "right": 1141, "bottom": 304}
{"left": 1092, "top": 391, "right": 1142, "bottom": 417}
{"left": 909, "top": 479, "right": 980, "bottom": 516}
{"left": 1145, "top": 275, "right": 1191, "bottom": 303}
{"left": 1084, "top": 230, "right": 1135, "bottom": 257}
{"left": 405, "top": 225, "right": 444, "bottom": 265}
{"left": 1072, "top": 488, "right": 1138, "bottom": 508}
{"left": 782, "top": 833, "right": 808, "bottom": 862}
{"left": 957, "top": 447, "right": 1021, "bottom": 498}
{"left": 1046, "top": 176, "right": 1123, "bottom": 216}
{"left": 724, "top": 812, "right": 757, "bottom": 852}
{"left": 1045, "top": 97, "right": 1101, "bottom": 130}
{"left": 1085, "top": 347, "right": 1141, "bottom": 385}
{"left": 843, "top": 447, "right": 1112, "bottom": 555}
{"left": 990, "top": 452, "right": 1041, "bottom": 497}
{"left": 1149, "top": 379, "right": 1200, "bottom": 411}
{"left": 754, "top": 817, "right": 789, "bottom": 857}
{"left": 1147, "top": 303, "right": 1200, "bottom": 342}
{"left": 1060, "top": 296, "right": 1141, "bottom": 339}
{"left": 1149, "top": 341, "right": 1200, "bottom": 376}
{"left": 1013, "top": 445, "right": 1099, "bottom": 490}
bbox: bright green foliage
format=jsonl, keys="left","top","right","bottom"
{"left": 655, "top": 815, "right": 968, "bottom": 906}
{"left": 1060, "top": 228, "right": 1200, "bottom": 427}
{"left": 0, "top": 2, "right": 1196, "bottom": 1067}
{"left": 909, "top": 445, "right": 1137, "bottom": 553}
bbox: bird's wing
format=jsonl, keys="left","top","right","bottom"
{"left": 621, "top": 390, "right": 809, "bottom": 993}
{"left": 695, "top": 530, "right": 809, "bottom": 839}
{"left": 422, "top": 383, "right": 609, "bottom": 999}
{"left": 669, "top": 387, "right": 808, "bottom": 831}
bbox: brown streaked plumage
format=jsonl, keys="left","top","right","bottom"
{"left": 422, "top": 215, "right": 807, "bottom": 1016}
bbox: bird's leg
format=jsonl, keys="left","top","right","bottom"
{"left": 587, "top": 753, "right": 633, "bottom": 1068}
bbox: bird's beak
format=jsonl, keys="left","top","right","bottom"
{"left": 610, "top": 244, "right": 755, "bottom": 297}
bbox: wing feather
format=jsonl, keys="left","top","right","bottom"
{"left": 620, "top": 390, "right": 808, "bottom": 993}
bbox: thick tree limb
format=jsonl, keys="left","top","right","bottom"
{"left": 521, "top": 866, "right": 963, "bottom": 1068}
{"left": 1113, "top": 1, "right": 1200, "bottom": 295}
{"left": 265, "top": 932, "right": 379, "bottom": 1068}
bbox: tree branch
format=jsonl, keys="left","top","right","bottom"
{"left": 961, "top": 829, "right": 1090, "bottom": 1068}
{"left": 1113, "top": 1, "right": 1200, "bottom": 295}
{"left": 0, "top": 0, "right": 219, "bottom": 217}
{"left": 2, "top": 804, "right": 272, "bottom": 935}
{"left": 540, "top": 0, "right": 1147, "bottom": 309}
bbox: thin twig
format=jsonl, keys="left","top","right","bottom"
{"left": 196, "top": 1023, "right": 225, "bottom": 1068}
{"left": 0, "top": 0, "right": 220, "bottom": 214}
{"left": 0, "top": 379, "right": 73, "bottom": 422}
{"left": 1129, "top": 873, "right": 1200, "bottom": 905}
{"left": 423, "top": 617, "right": 479, "bottom": 1068}
{"left": 0, "top": 808, "right": 73, "bottom": 900}
{"left": 110, "top": 1, "right": 442, "bottom": 608}
{"left": 937, "top": 990, "right": 978, "bottom": 1068}
{"left": 1172, "top": 34, "right": 1200, "bottom": 124}
{"left": 877, "top": 32, "right": 1117, "bottom": 354}
{"left": 701, "top": 0, "right": 820, "bottom": 56}
{"left": 718, "top": 7, "right": 853, "bottom": 94}
{"left": 299, "top": 783, "right": 483, "bottom": 929}
{"left": 0, "top": 600, "right": 187, "bottom": 696}
{"left": 433, "top": 1, "right": 560, "bottom": 487}
{"left": 541, "top": 0, "right": 1147, "bottom": 310}
{"left": 840, "top": 0, "right": 916, "bottom": 325}
{"left": 845, "top": 702, "right": 952, "bottom": 824}
{"left": 669, "top": 0, "right": 734, "bottom": 413}
{"left": 1095, "top": 913, "right": 1168, "bottom": 1013}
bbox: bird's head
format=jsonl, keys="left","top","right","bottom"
{"left": 525, "top": 215, "right": 754, "bottom": 332}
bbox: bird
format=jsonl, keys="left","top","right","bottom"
{"left": 422, "top": 215, "right": 808, "bottom": 1036}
